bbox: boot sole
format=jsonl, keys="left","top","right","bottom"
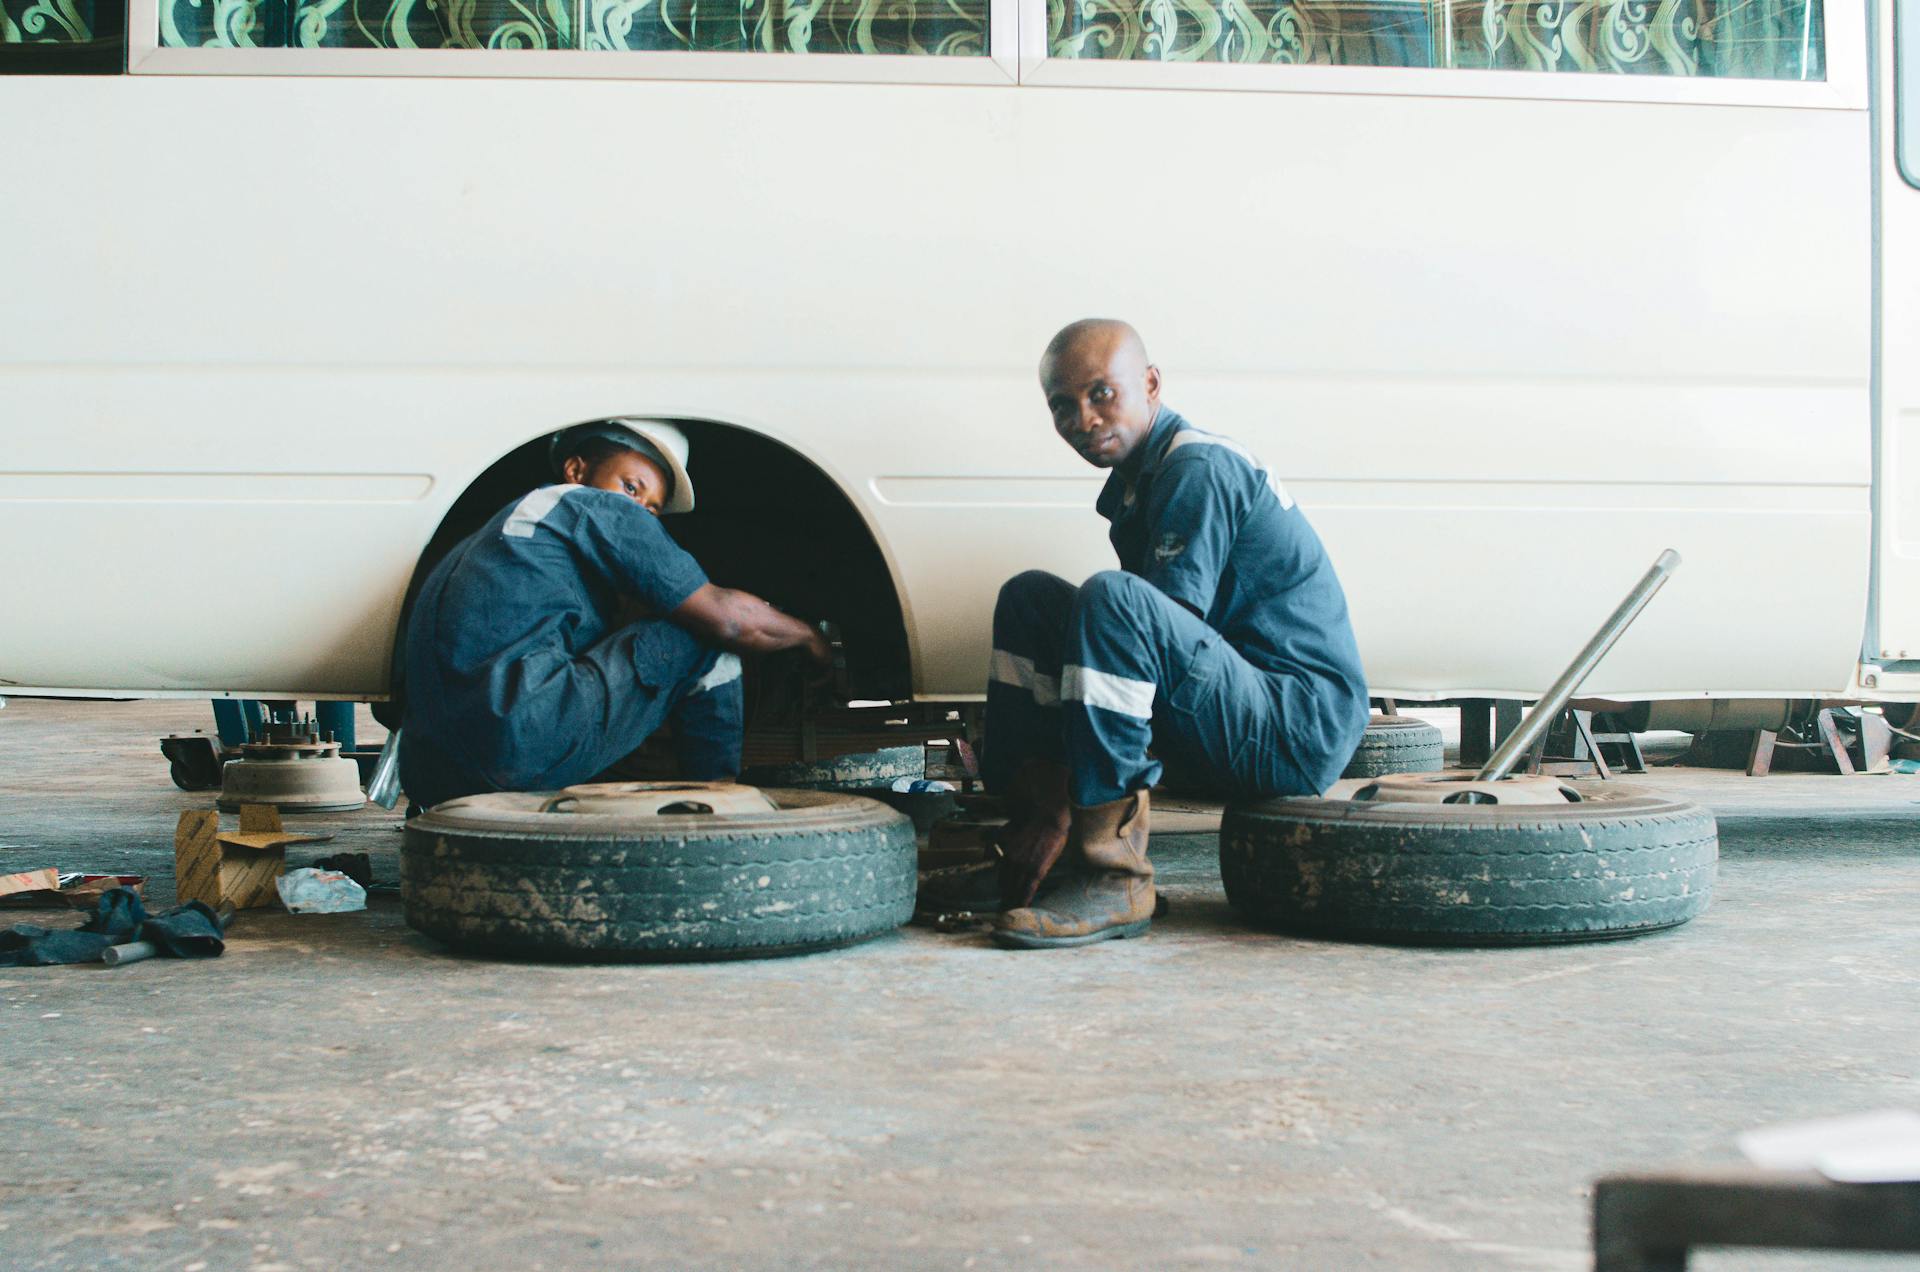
{"left": 990, "top": 919, "right": 1152, "bottom": 950}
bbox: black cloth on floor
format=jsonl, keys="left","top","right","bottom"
{"left": 0, "top": 925, "right": 116, "bottom": 966}
{"left": 139, "top": 900, "right": 225, "bottom": 958}
{"left": 312, "top": 852, "right": 373, "bottom": 889}
{"left": 78, "top": 886, "right": 147, "bottom": 942}
{"left": 0, "top": 887, "right": 225, "bottom": 967}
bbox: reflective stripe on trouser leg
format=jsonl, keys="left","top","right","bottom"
{"left": 671, "top": 652, "right": 744, "bottom": 780}
{"left": 1062, "top": 572, "right": 1165, "bottom": 806}
{"left": 1064, "top": 570, "right": 1312, "bottom": 805}
{"left": 982, "top": 570, "right": 1079, "bottom": 795}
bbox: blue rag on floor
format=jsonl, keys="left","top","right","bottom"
{"left": 0, "top": 887, "right": 225, "bottom": 967}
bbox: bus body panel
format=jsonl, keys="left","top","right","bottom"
{"left": 0, "top": 74, "right": 1873, "bottom": 700}
{"left": 1875, "top": 0, "right": 1920, "bottom": 674}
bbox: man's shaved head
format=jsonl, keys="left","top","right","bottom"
{"left": 1039, "top": 319, "right": 1150, "bottom": 389}
{"left": 1039, "top": 318, "right": 1162, "bottom": 469}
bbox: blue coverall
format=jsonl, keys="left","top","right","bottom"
{"left": 984, "top": 408, "right": 1369, "bottom": 806}
{"left": 400, "top": 484, "right": 743, "bottom": 811}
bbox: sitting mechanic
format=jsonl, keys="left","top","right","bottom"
{"left": 984, "top": 319, "right": 1370, "bottom": 949}
{"left": 399, "top": 420, "right": 829, "bottom": 812}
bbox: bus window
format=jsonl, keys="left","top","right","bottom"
{"left": 1902, "top": 0, "right": 1920, "bottom": 187}
{"left": 158, "top": 0, "right": 988, "bottom": 52}
{"left": 1048, "top": 0, "right": 1824, "bottom": 79}
{"left": 1, "top": 0, "right": 124, "bottom": 71}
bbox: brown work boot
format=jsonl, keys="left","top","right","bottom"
{"left": 996, "top": 759, "right": 1071, "bottom": 911}
{"left": 992, "top": 790, "right": 1153, "bottom": 949}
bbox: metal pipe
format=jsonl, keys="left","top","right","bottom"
{"left": 1477, "top": 549, "right": 1683, "bottom": 782}
{"left": 365, "top": 727, "right": 404, "bottom": 810}
{"left": 102, "top": 939, "right": 158, "bottom": 967}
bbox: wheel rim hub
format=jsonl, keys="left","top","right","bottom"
{"left": 1336, "top": 772, "right": 1585, "bottom": 806}
{"left": 528, "top": 781, "right": 778, "bottom": 817}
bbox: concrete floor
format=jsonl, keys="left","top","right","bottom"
{"left": 2, "top": 699, "right": 1918, "bottom": 1272}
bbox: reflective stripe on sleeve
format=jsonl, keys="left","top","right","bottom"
{"left": 1165, "top": 430, "right": 1295, "bottom": 510}
{"left": 502, "top": 485, "right": 576, "bottom": 539}
{"left": 1062, "top": 664, "right": 1156, "bottom": 720}
{"left": 990, "top": 649, "right": 1060, "bottom": 707}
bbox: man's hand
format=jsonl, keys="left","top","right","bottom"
{"left": 802, "top": 626, "right": 834, "bottom": 669}
{"left": 670, "top": 584, "right": 823, "bottom": 660}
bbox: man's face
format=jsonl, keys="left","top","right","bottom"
{"left": 565, "top": 449, "right": 672, "bottom": 515}
{"left": 1042, "top": 334, "right": 1161, "bottom": 469}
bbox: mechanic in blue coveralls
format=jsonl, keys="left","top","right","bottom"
{"left": 985, "top": 320, "right": 1370, "bottom": 949}
{"left": 400, "top": 420, "right": 830, "bottom": 812}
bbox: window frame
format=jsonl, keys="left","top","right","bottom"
{"left": 126, "top": 0, "right": 1019, "bottom": 84}
{"left": 1018, "top": 0, "right": 1866, "bottom": 109}
{"left": 123, "top": 0, "right": 1862, "bottom": 107}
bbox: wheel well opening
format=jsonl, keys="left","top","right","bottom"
{"left": 381, "top": 419, "right": 911, "bottom": 725}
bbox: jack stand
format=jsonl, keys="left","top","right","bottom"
{"left": 1746, "top": 707, "right": 1892, "bottom": 776}
{"left": 1517, "top": 708, "right": 1642, "bottom": 780}
{"left": 1458, "top": 699, "right": 1524, "bottom": 769}
{"left": 1591, "top": 711, "right": 1649, "bottom": 773}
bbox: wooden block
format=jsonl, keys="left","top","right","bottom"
{"left": 176, "top": 809, "right": 285, "bottom": 910}
{"left": 238, "top": 803, "right": 283, "bottom": 834}
{"left": 173, "top": 810, "right": 220, "bottom": 901}
{"left": 218, "top": 831, "right": 326, "bottom": 850}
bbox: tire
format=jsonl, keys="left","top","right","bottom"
{"left": 401, "top": 787, "right": 916, "bottom": 961}
{"left": 742, "top": 745, "right": 924, "bottom": 791}
{"left": 1342, "top": 715, "right": 1445, "bottom": 778}
{"left": 169, "top": 759, "right": 216, "bottom": 792}
{"left": 1220, "top": 785, "right": 1717, "bottom": 945}
{"left": 161, "top": 735, "right": 224, "bottom": 791}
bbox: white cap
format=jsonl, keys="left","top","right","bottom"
{"left": 551, "top": 419, "right": 696, "bottom": 514}
{"left": 612, "top": 419, "right": 695, "bottom": 515}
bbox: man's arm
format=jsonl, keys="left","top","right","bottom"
{"left": 562, "top": 493, "right": 829, "bottom": 666}
{"left": 670, "top": 584, "right": 831, "bottom": 665}
{"left": 1139, "top": 451, "right": 1249, "bottom": 619}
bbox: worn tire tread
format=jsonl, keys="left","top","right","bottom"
{"left": 1342, "top": 716, "right": 1446, "bottom": 778}
{"left": 402, "top": 790, "right": 916, "bottom": 962}
{"left": 1221, "top": 787, "right": 1717, "bottom": 946}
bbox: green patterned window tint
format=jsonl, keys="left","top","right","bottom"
{"left": 2, "top": 0, "right": 124, "bottom": 70}
{"left": 159, "top": 0, "right": 988, "bottom": 51}
{"left": 1049, "top": 0, "right": 1823, "bottom": 78}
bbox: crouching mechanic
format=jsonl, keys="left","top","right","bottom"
{"left": 985, "top": 320, "right": 1370, "bottom": 949}
{"left": 400, "top": 420, "right": 830, "bottom": 812}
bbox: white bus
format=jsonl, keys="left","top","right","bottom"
{"left": 2, "top": 0, "right": 1916, "bottom": 730}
